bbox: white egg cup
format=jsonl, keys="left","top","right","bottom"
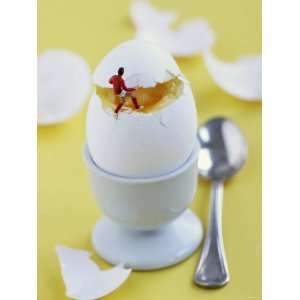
{"left": 84, "top": 143, "right": 203, "bottom": 270}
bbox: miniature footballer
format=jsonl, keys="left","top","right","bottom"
{"left": 109, "top": 67, "right": 140, "bottom": 115}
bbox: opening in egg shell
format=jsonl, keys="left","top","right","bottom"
{"left": 96, "top": 75, "right": 183, "bottom": 114}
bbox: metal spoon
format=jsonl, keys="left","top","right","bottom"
{"left": 194, "top": 117, "right": 247, "bottom": 288}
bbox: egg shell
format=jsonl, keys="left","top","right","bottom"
{"left": 38, "top": 50, "right": 92, "bottom": 125}
{"left": 203, "top": 51, "right": 262, "bottom": 100}
{"left": 93, "top": 40, "right": 181, "bottom": 88}
{"left": 86, "top": 84, "right": 197, "bottom": 178}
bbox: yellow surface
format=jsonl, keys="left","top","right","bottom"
{"left": 38, "top": 0, "right": 261, "bottom": 299}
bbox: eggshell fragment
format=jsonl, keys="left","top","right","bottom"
{"left": 130, "top": 1, "right": 215, "bottom": 57}
{"left": 56, "top": 246, "right": 131, "bottom": 300}
{"left": 38, "top": 50, "right": 92, "bottom": 125}
{"left": 157, "top": 19, "right": 215, "bottom": 57}
{"left": 203, "top": 51, "right": 262, "bottom": 100}
{"left": 130, "top": 0, "right": 176, "bottom": 30}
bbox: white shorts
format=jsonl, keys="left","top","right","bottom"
{"left": 119, "top": 90, "right": 128, "bottom": 98}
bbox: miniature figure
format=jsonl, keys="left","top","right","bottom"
{"left": 109, "top": 67, "right": 140, "bottom": 115}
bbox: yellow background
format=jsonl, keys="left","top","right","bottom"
{"left": 38, "top": 0, "right": 261, "bottom": 299}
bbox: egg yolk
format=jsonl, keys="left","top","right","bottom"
{"left": 96, "top": 77, "right": 183, "bottom": 113}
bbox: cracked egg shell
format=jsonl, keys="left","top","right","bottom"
{"left": 93, "top": 40, "right": 181, "bottom": 88}
{"left": 87, "top": 40, "right": 197, "bottom": 177}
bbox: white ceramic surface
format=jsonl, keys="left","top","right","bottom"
{"left": 92, "top": 210, "right": 203, "bottom": 270}
{"left": 84, "top": 141, "right": 202, "bottom": 270}
{"left": 84, "top": 142, "right": 199, "bottom": 230}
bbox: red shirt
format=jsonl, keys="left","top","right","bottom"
{"left": 109, "top": 75, "right": 135, "bottom": 95}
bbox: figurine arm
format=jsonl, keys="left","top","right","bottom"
{"left": 121, "top": 80, "right": 136, "bottom": 92}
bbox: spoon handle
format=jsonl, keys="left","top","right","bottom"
{"left": 194, "top": 180, "right": 229, "bottom": 288}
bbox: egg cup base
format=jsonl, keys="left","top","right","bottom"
{"left": 92, "top": 209, "right": 203, "bottom": 270}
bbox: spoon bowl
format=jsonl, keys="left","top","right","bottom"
{"left": 197, "top": 117, "right": 247, "bottom": 180}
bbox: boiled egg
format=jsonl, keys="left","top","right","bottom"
{"left": 86, "top": 40, "right": 197, "bottom": 178}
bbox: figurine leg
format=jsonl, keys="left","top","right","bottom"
{"left": 131, "top": 96, "right": 140, "bottom": 109}
{"left": 115, "top": 98, "right": 125, "bottom": 114}
{"left": 114, "top": 95, "right": 119, "bottom": 106}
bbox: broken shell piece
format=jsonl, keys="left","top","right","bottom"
{"left": 130, "top": 0, "right": 215, "bottom": 57}
{"left": 130, "top": 0, "right": 176, "bottom": 31}
{"left": 38, "top": 50, "right": 92, "bottom": 125}
{"left": 157, "top": 19, "right": 215, "bottom": 57}
{"left": 56, "top": 246, "right": 131, "bottom": 300}
{"left": 203, "top": 51, "right": 262, "bottom": 100}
